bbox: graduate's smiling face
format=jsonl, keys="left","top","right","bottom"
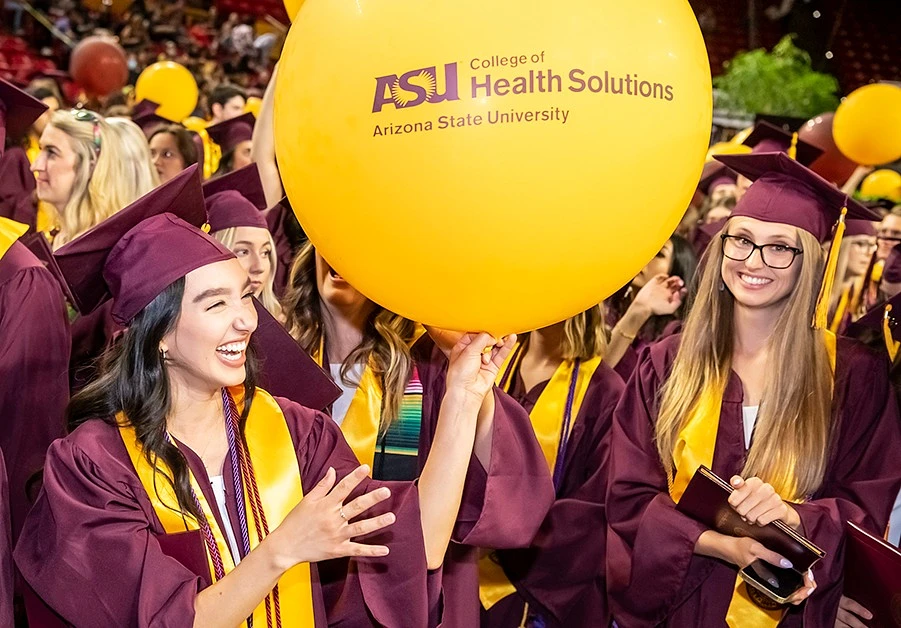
{"left": 32, "top": 124, "right": 78, "bottom": 209}
{"left": 721, "top": 217, "right": 803, "bottom": 311}
{"left": 162, "top": 259, "right": 258, "bottom": 394}
{"left": 315, "top": 250, "right": 372, "bottom": 314}
{"left": 230, "top": 226, "right": 273, "bottom": 297}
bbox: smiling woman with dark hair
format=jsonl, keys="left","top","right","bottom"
{"left": 15, "top": 168, "right": 511, "bottom": 627}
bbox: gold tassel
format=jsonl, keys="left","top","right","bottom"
{"left": 788, "top": 132, "right": 799, "bottom": 160}
{"left": 814, "top": 207, "right": 847, "bottom": 329}
{"left": 884, "top": 305, "right": 900, "bottom": 362}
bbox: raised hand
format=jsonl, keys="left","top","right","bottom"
{"left": 445, "top": 332, "right": 516, "bottom": 403}
{"left": 267, "top": 465, "right": 395, "bottom": 570}
{"left": 631, "top": 274, "right": 686, "bottom": 317}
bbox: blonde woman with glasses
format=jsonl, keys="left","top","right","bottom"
{"left": 31, "top": 109, "right": 157, "bottom": 248}
{"left": 607, "top": 153, "right": 901, "bottom": 627}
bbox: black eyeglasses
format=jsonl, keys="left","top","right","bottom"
{"left": 70, "top": 108, "right": 102, "bottom": 153}
{"left": 720, "top": 234, "right": 803, "bottom": 269}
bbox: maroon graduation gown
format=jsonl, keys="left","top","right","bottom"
{"left": 0, "top": 449, "right": 13, "bottom": 628}
{"left": 0, "top": 241, "right": 70, "bottom": 540}
{"left": 613, "top": 319, "right": 683, "bottom": 380}
{"left": 480, "top": 362, "right": 624, "bottom": 627}
{"left": 606, "top": 334, "right": 901, "bottom": 627}
{"left": 0, "top": 147, "right": 38, "bottom": 232}
{"left": 14, "top": 395, "right": 432, "bottom": 627}
{"left": 402, "top": 338, "right": 556, "bottom": 628}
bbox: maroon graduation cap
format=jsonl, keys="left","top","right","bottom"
{"left": 53, "top": 165, "right": 211, "bottom": 317}
{"left": 131, "top": 99, "right": 160, "bottom": 119}
{"left": 0, "top": 79, "right": 48, "bottom": 152}
{"left": 698, "top": 162, "right": 737, "bottom": 196}
{"left": 206, "top": 112, "right": 255, "bottom": 154}
{"left": 715, "top": 152, "right": 879, "bottom": 243}
{"left": 844, "top": 220, "right": 877, "bottom": 238}
{"left": 251, "top": 298, "right": 341, "bottom": 411}
{"left": 202, "top": 163, "right": 268, "bottom": 231}
{"left": 742, "top": 120, "right": 824, "bottom": 167}
{"left": 845, "top": 292, "right": 901, "bottom": 361}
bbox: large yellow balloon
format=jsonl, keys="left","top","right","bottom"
{"left": 706, "top": 142, "right": 752, "bottom": 162}
{"left": 861, "top": 169, "right": 901, "bottom": 202}
{"left": 284, "top": 0, "right": 304, "bottom": 21}
{"left": 833, "top": 83, "right": 901, "bottom": 166}
{"left": 135, "top": 62, "right": 198, "bottom": 122}
{"left": 275, "top": 0, "right": 712, "bottom": 334}
{"left": 244, "top": 97, "right": 263, "bottom": 119}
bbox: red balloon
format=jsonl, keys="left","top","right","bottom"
{"left": 798, "top": 112, "right": 860, "bottom": 186}
{"left": 68, "top": 37, "right": 129, "bottom": 97}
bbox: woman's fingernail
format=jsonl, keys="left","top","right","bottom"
{"left": 730, "top": 476, "right": 743, "bottom": 487}
{"left": 807, "top": 587, "right": 815, "bottom": 596}
{"left": 780, "top": 559, "right": 793, "bottom": 569}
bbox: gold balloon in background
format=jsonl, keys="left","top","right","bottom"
{"left": 135, "top": 62, "right": 198, "bottom": 122}
{"left": 275, "top": 0, "right": 713, "bottom": 334}
{"left": 833, "top": 83, "right": 901, "bottom": 166}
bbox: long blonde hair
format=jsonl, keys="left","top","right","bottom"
{"left": 50, "top": 110, "right": 157, "bottom": 247}
{"left": 213, "top": 226, "right": 284, "bottom": 321}
{"left": 560, "top": 305, "right": 608, "bottom": 360}
{"left": 283, "top": 242, "right": 418, "bottom": 431}
{"left": 655, "top": 220, "right": 834, "bottom": 500}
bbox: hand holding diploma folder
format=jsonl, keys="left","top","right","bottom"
{"left": 842, "top": 521, "right": 901, "bottom": 627}
{"left": 676, "top": 465, "right": 825, "bottom": 605}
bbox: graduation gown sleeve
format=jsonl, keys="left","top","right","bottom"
{"left": 0, "top": 450, "right": 13, "bottom": 628}
{"left": 13, "top": 422, "right": 204, "bottom": 627}
{"left": 0, "top": 243, "right": 70, "bottom": 540}
{"left": 280, "top": 398, "right": 432, "bottom": 628}
{"left": 605, "top": 339, "right": 712, "bottom": 626}
{"left": 493, "top": 365, "right": 624, "bottom": 626}
{"left": 784, "top": 340, "right": 901, "bottom": 626}
{"left": 412, "top": 338, "right": 555, "bottom": 628}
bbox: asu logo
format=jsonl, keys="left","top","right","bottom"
{"left": 372, "top": 63, "right": 460, "bottom": 113}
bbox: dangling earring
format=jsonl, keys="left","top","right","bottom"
{"left": 718, "top": 278, "right": 725, "bottom": 292}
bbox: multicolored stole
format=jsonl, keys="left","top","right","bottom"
{"left": 668, "top": 332, "right": 837, "bottom": 628}
{"left": 315, "top": 326, "right": 426, "bottom": 470}
{"left": 478, "top": 341, "right": 603, "bottom": 610}
{"left": 0, "top": 218, "right": 27, "bottom": 260}
{"left": 118, "top": 387, "right": 315, "bottom": 627}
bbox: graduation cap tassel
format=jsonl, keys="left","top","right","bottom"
{"left": 814, "top": 207, "right": 847, "bottom": 330}
{"left": 788, "top": 132, "right": 799, "bottom": 161}
{"left": 883, "top": 305, "right": 900, "bottom": 362}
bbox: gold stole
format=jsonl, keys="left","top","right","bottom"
{"left": 668, "top": 332, "right": 837, "bottom": 628}
{"left": 118, "top": 387, "right": 315, "bottom": 626}
{"left": 315, "top": 326, "right": 426, "bottom": 468}
{"left": 478, "top": 342, "right": 603, "bottom": 610}
{"left": 0, "top": 218, "right": 27, "bottom": 259}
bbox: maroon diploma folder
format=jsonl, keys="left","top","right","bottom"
{"left": 676, "top": 465, "right": 825, "bottom": 603}
{"left": 844, "top": 521, "right": 901, "bottom": 627}
{"left": 676, "top": 465, "right": 825, "bottom": 570}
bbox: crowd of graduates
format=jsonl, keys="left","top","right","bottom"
{"left": 1, "top": 22, "right": 901, "bottom": 628}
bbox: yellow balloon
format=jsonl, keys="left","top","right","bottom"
{"left": 730, "top": 126, "right": 753, "bottom": 146}
{"left": 181, "top": 116, "right": 207, "bottom": 132}
{"left": 284, "top": 0, "right": 304, "bottom": 21}
{"left": 245, "top": 96, "right": 263, "bottom": 119}
{"left": 833, "top": 83, "right": 901, "bottom": 166}
{"left": 274, "top": 0, "right": 712, "bottom": 334}
{"left": 135, "top": 62, "right": 198, "bottom": 122}
{"left": 861, "top": 169, "right": 901, "bottom": 202}
{"left": 706, "top": 142, "right": 752, "bottom": 162}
